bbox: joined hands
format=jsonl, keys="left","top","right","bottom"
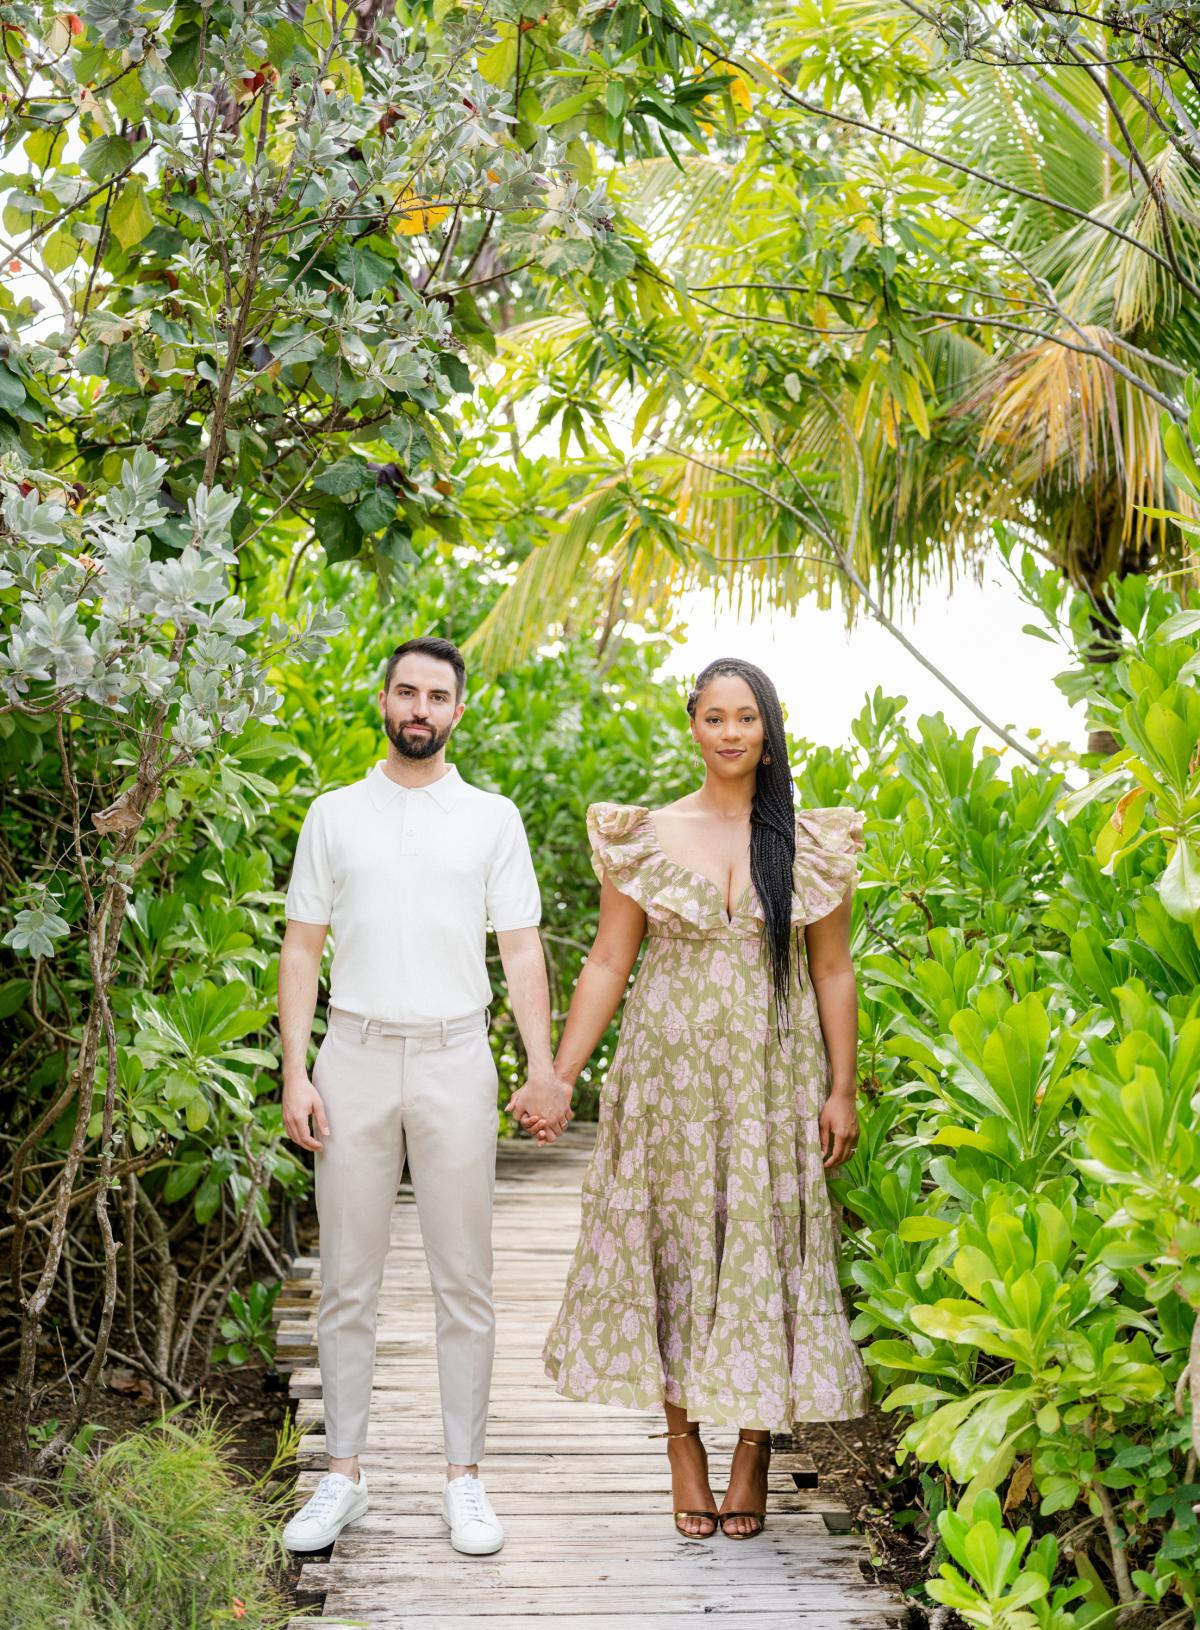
{"left": 506, "top": 1068, "right": 574, "bottom": 1145}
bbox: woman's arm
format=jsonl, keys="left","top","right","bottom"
{"left": 804, "top": 892, "right": 859, "bottom": 1170}
{"left": 554, "top": 873, "right": 648, "bottom": 1091}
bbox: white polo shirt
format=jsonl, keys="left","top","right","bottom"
{"left": 285, "top": 762, "right": 541, "bottom": 1023}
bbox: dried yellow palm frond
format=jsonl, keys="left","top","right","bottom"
{"left": 1112, "top": 148, "right": 1200, "bottom": 329}
{"left": 969, "top": 325, "right": 1168, "bottom": 552}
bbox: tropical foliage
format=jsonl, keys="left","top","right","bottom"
{"left": 0, "top": 1410, "right": 304, "bottom": 1629}
{"left": 0, "top": 0, "right": 1197, "bottom": 1621}
{"left": 474, "top": 0, "right": 1200, "bottom": 705}
{"left": 0, "top": 0, "right": 702, "bottom": 1456}
{"left": 807, "top": 561, "right": 1200, "bottom": 1623}
{"left": 0, "top": 485, "right": 692, "bottom": 1451}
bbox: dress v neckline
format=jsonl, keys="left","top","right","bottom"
{"left": 644, "top": 811, "right": 753, "bottom": 926}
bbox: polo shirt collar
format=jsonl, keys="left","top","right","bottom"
{"left": 366, "top": 762, "right": 461, "bottom": 812}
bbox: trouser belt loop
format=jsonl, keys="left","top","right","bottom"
{"left": 439, "top": 1018, "right": 448, "bottom": 1046}
{"left": 360, "top": 1016, "right": 370, "bottom": 1045}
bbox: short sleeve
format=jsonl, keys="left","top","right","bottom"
{"left": 793, "top": 807, "right": 865, "bottom": 926}
{"left": 486, "top": 804, "right": 542, "bottom": 932}
{"left": 285, "top": 801, "right": 334, "bottom": 925}
{"left": 586, "top": 804, "right": 658, "bottom": 907}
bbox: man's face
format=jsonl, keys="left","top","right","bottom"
{"left": 379, "top": 654, "right": 464, "bottom": 761}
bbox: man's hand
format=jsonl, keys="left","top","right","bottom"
{"left": 819, "top": 1086, "right": 859, "bottom": 1171}
{"left": 283, "top": 1075, "right": 330, "bottom": 1153}
{"left": 506, "top": 1069, "right": 573, "bottom": 1145}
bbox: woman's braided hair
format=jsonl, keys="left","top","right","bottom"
{"left": 686, "top": 658, "right": 796, "bottom": 1028}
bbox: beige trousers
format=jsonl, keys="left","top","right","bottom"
{"left": 312, "top": 1006, "right": 499, "bottom": 1463}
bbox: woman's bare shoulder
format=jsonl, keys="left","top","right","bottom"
{"left": 648, "top": 795, "right": 701, "bottom": 822}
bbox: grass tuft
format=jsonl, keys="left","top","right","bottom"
{"left": 0, "top": 1406, "right": 309, "bottom": 1629}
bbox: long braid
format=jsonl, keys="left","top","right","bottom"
{"left": 686, "top": 659, "right": 796, "bottom": 1030}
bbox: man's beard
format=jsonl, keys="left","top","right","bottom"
{"left": 385, "top": 717, "right": 452, "bottom": 761}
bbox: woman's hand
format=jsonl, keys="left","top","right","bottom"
{"left": 819, "top": 1087, "right": 859, "bottom": 1171}
{"left": 506, "top": 1068, "right": 573, "bottom": 1143}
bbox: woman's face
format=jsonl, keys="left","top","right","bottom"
{"left": 691, "top": 675, "right": 765, "bottom": 778}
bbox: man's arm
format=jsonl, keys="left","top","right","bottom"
{"left": 279, "top": 919, "right": 331, "bottom": 1153}
{"left": 497, "top": 926, "right": 571, "bottom": 1139}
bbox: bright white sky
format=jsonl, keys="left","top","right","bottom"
{"left": 663, "top": 555, "right": 1085, "bottom": 758}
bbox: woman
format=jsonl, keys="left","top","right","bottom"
{"left": 532, "top": 657, "right": 870, "bottom": 1540}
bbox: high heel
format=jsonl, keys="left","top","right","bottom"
{"left": 648, "top": 1427, "right": 720, "bottom": 1538}
{"left": 718, "top": 1431, "right": 770, "bottom": 1539}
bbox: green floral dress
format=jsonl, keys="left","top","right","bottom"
{"left": 542, "top": 803, "right": 871, "bottom": 1430}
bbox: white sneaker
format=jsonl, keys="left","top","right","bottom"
{"left": 442, "top": 1472, "right": 504, "bottom": 1555}
{"left": 283, "top": 1470, "right": 369, "bottom": 1551}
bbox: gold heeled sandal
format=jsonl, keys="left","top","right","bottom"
{"left": 718, "top": 1431, "right": 770, "bottom": 1539}
{"left": 648, "top": 1426, "right": 720, "bottom": 1538}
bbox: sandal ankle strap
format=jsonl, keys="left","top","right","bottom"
{"left": 649, "top": 1426, "right": 701, "bottom": 1440}
{"left": 736, "top": 1431, "right": 771, "bottom": 1448}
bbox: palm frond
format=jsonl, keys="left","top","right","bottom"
{"left": 967, "top": 324, "right": 1170, "bottom": 557}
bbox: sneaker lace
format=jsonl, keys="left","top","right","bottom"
{"left": 305, "top": 1475, "right": 350, "bottom": 1521}
{"left": 453, "top": 1479, "right": 486, "bottom": 1521}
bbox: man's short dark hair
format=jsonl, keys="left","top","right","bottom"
{"left": 384, "top": 636, "right": 466, "bottom": 701}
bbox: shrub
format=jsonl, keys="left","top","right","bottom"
{"left": 800, "top": 560, "right": 1200, "bottom": 1623}
{"left": 0, "top": 1411, "right": 301, "bottom": 1630}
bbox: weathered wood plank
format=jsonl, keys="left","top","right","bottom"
{"left": 290, "top": 1616, "right": 904, "bottom": 1629}
{"left": 283, "top": 1131, "right": 904, "bottom": 1627}
{"left": 296, "top": 1580, "right": 903, "bottom": 1613}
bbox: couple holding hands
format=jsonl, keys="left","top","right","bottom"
{"left": 278, "top": 635, "right": 868, "bottom": 1558}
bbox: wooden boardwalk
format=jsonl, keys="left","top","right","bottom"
{"left": 279, "top": 1126, "right": 908, "bottom": 1629}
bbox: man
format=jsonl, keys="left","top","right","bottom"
{"left": 278, "top": 635, "right": 571, "bottom": 1557}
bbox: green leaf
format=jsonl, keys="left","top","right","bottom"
{"left": 592, "top": 237, "right": 637, "bottom": 284}
{"left": 266, "top": 20, "right": 305, "bottom": 68}
{"left": 149, "top": 312, "right": 188, "bottom": 345}
{"left": 163, "top": 1158, "right": 206, "bottom": 1204}
{"left": 0, "top": 365, "right": 27, "bottom": 414}
{"left": 380, "top": 416, "right": 432, "bottom": 466}
{"left": 23, "top": 124, "right": 68, "bottom": 170}
{"left": 541, "top": 89, "right": 598, "bottom": 127}
{"left": 109, "top": 181, "right": 155, "bottom": 252}
{"left": 1159, "top": 837, "right": 1200, "bottom": 922}
{"left": 313, "top": 457, "right": 369, "bottom": 496}
{"left": 1056, "top": 764, "right": 1130, "bottom": 822}
{"left": 378, "top": 523, "right": 415, "bottom": 565}
{"left": 334, "top": 240, "right": 395, "bottom": 298}
{"left": 79, "top": 134, "right": 134, "bottom": 182}
{"left": 106, "top": 342, "right": 137, "bottom": 389}
{"left": 314, "top": 500, "right": 362, "bottom": 563}
{"left": 143, "top": 391, "right": 184, "bottom": 439}
{"left": 42, "top": 230, "right": 78, "bottom": 274}
{"left": 355, "top": 487, "right": 396, "bottom": 534}
{"left": 194, "top": 1173, "right": 222, "bottom": 1223}
{"left": 605, "top": 80, "right": 627, "bottom": 119}
{"left": 899, "top": 370, "right": 930, "bottom": 438}
{"left": 477, "top": 29, "right": 519, "bottom": 85}
{"left": 435, "top": 353, "right": 472, "bottom": 395}
{"left": 0, "top": 978, "right": 30, "bottom": 1018}
{"left": 110, "top": 73, "right": 147, "bottom": 125}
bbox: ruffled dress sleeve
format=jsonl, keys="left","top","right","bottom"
{"left": 793, "top": 807, "right": 865, "bottom": 925}
{"left": 586, "top": 803, "right": 658, "bottom": 908}
{"left": 585, "top": 803, "right": 708, "bottom": 928}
